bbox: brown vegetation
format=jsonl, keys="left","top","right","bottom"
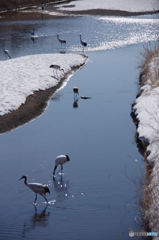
{"left": 0, "top": 0, "right": 71, "bottom": 11}
{"left": 138, "top": 44, "right": 159, "bottom": 87}
{"left": 131, "top": 44, "right": 159, "bottom": 235}
{"left": 0, "top": 0, "right": 47, "bottom": 11}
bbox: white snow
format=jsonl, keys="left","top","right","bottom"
{"left": 133, "top": 57, "right": 159, "bottom": 165}
{"left": 0, "top": 53, "right": 87, "bottom": 116}
{"left": 57, "top": 0, "right": 159, "bottom": 13}
{"left": 132, "top": 55, "right": 159, "bottom": 238}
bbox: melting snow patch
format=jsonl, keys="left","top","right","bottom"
{"left": 0, "top": 53, "right": 87, "bottom": 116}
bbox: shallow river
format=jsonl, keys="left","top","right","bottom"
{"left": 0, "top": 11, "right": 158, "bottom": 239}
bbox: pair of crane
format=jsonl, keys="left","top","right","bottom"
{"left": 19, "top": 154, "right": 70, "bottom": 204}
{"left": 57, "top": 34, "right": 87, "bottom": 50}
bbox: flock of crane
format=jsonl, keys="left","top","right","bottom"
{"left": 3, "top": 31, "right": 88, "bottom": 205}
{"left": 56, "top": 33, "right": 87, "bottom": 50}
{"left": 19, "top": 154, "right": 70, "bottom": 204}
{"left": 31, "top": 27, "right": 87, "bottom": 49}
{"left": 4, "top": 28, "right": 87, "bottom": 60}
{"left": 49, "top": 33, "right": 87, "bottom": 78}
{"left": 31, "top": 28, "right": 87, "bottom": 49}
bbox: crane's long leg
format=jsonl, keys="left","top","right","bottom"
{"left": 43, "top": 195, "right": 48, "bottom": 203}
{"left": 34, "top": 193, "right": 37, "bottom": 203}
{"left": 56, "top": 167, "right": 62, "bottom": 175}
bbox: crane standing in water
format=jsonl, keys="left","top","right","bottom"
{"left": 19, "top": 175, "right": 50, "bottom": 204}
{"left": 57, "top": 35, "right": 66, "bottom": 48}
{"left": 79, "top": 34, "right": 87, "bottom": 50}
{"left": 53, "top": 155, "right": 70, "bottom": 178}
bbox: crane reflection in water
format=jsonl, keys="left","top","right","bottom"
{"left": 21, "top": 205, "right": 50, "bottom": 238}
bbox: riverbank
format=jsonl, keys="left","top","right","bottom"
{"left": 0, "top": 64, "right": 83, "bottom": 134}
{"left": 0, "top": 0, "right": 72, "bottom": 12}
{"left": 0, "top": 54, "right": 88, "bottom": 134}
{"left": 131, "top": 44, "right": 159, "bottom": 238}
{"left": 1, "top": 0, "right": 159, "bottom": 18}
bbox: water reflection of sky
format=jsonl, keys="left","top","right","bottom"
{"left": 0, "top": 14, "right": 159, "bottom": 60}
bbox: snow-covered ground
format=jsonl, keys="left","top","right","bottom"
{"left": 57, "top": 0, "right": 159, "bottom": 13}
{"left": 132, "top": 54, "right": 159, "bottom": 238}
{"left": 133, "top": 57, "right": 159, "bottom": 167}
{"left": 0, "top": 53, "right": 87, "bottom": 116}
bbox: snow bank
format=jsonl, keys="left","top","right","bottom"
{"left": 0, "top": 53, "right": 87, "bottom": 116}
{"left": 57, "top": 0, "right": 159, "bottom": 13}
{"left": 132, "top": 55, "right": 159, "bottom": 238}
{"left": 133, "top": 56, "right": 159, "bottom": 166}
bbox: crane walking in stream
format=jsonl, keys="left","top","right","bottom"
{"left": 19, "top": 175, "right": 50, "bottom": 204}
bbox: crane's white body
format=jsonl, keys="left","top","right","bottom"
{"left": 79, "top": 34, "right": 87, "bottom": 49}
{"left": 55, "top": 155, "right": 69, "bottom": 166}
{"left": 19, "top": 175, "right": 50, "bottom": 203}
{"left": 53, "top": 155, "right": 70, "bottom": 177}
{"left": 27, "top": 182, "right": 48, "bottom": 194}
{"left": 4, "top": 49, "right": 11, "bottom": 59}
{"left": 57, "top": 35, "right": 66, "bottom": 47}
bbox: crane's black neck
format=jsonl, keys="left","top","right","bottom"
{"left": 24, "top": 176, "right": 27, "bottom": 185}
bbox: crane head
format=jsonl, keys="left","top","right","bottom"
{"left": 19, "top": 175, "right": 27, "bottom": 181}
{"left": 44, "top": 186, "right": 50, "bottom": 194}
{"left": 66, "top": 155, "right": 70, "bottom": 161}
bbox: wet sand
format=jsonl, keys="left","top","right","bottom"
{"left": 56, "top": 8, "right": 159, "bottom": 17}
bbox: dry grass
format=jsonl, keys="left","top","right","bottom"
{"left": 138, "top": 43, "right": 159, "bottom": 87}
{"left": 129, "top": 43, "right": 159, "bottom": 237}
{"left": 123, "top": 164, "right": 152, "bottom": 237}
{"left": 0, "top": 0, "right": 46, "bottom": 11}
{"left": 0, "top": 0, "right": 65, "bottom": 11}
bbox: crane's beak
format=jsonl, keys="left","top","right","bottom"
{"left": 19, "top": 176, "right": 23, "bottom": 181}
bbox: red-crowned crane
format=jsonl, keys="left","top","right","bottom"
{"left": 53, "top": 155, "right": 70, "bottom": 178}
{"left": 73, "top": 87, "right": 79, "bottom": 101}
{"left": 57, "top": 35, "right": 66, "bottom": 48}
{"left": 49, "top": 64, "right": 64, "bottom": 78}
{"left": 79, "top": 34, "right": 87, "bottom": 50}
{"left": 19, "top": 175, "right": 50, "bottom": 204}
